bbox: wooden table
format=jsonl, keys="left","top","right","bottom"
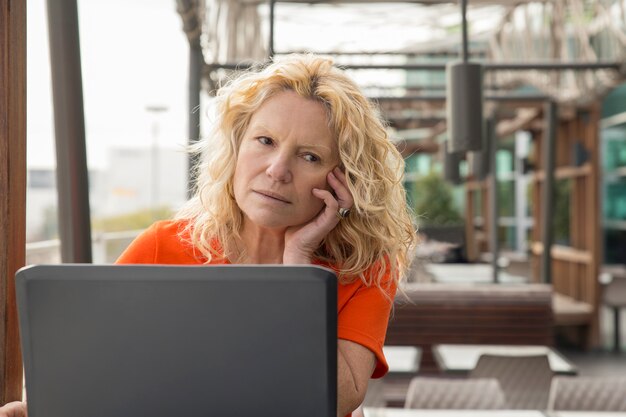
{"left": 547, "top": 414, "right": 626, "bottom": 417}
{"left": 426, "top": 264, "right": 528, "bottom": 284}
{"left": 364, "top": 409, "right": 626, "bottom": 417}
{"left": 384, "top": 346, "right": 421, "bottom": 375}
{"left": 364, "top": 409, "right": 546, "bottom": 417}
{"left": 432, "top": 344, "right": 578, "bottom": 375}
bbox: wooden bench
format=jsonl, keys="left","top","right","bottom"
{"left": 552, "top": 292, "right": 593, "bottom": 326}
{"left": 385, "top": 283, "right": 555, "bottom": 374}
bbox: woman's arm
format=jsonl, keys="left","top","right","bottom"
{"left": 0, "top": 402, "right": 27, "bottom": 417}
{"left": 337, "top": 339, "right": 375, "bottom": 417}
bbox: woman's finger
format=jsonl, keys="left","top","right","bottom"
{"left": 312, "top": 188, "right": 340, "bottom": 214}
{"left": 328, "top": 168, "right": 353, "bottom": 207}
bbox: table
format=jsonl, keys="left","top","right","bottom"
{"left": 364, "top": 409, "right": 545, "bottom": 417}
{"left": 432, "top": 344, "right": 578, "bottom": 375}
{"left": 384, "top": 346, "right": 421, "bottom": 375}
{"left": 548, "top": 414, "right": 626, "bottom": 417}
{"left": 364, "top": 409, "right": 626, "bottom": 417}
{"left": 426, "top": 264, "right": 528, "bottom": 284}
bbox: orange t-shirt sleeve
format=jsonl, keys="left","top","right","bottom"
{"left": 337, "top": 276, "right": 396, "bottom": 379}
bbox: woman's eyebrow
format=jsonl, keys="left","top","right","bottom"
{"left": 300, "top": 142, "right": 333, "bottom": 153}
{"left": 248, "top": 124, "right": 273, "bottom": 135}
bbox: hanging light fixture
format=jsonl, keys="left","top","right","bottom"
{"left": 446, "top": 0, "right": 483, "bottom": 153}
{"left": 468, "top": 126, "right": 488, "bottom": 180}
{"left": 468, "top": 150, "right": 488, "bottom": 180}
{"left": 442, "top": 141, "right": 461, "bottom": 184}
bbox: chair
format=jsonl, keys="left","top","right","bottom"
{"left": 469, "top": 354, "right": 553, "bottom": 409}
{"left": 548, "top": 376, "right": 626, "bottom": 411}
{"left": 404, "top": 377, "right": 507, "bottom": 409}
{"left": 603, "top": 275, "right": 626, "bottom": 352}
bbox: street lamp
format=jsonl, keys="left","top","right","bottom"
{"left": 146, "top": 105, "right": 168, "bottom": 221}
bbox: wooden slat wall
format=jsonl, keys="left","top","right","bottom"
{"left": 465, "top": 104, "right": 602, "bottom": 348}
{"left": 528, "top": 105, "right": 601, "bottom": 348}
{"left": 0, "top": 0, "right": 26, "bottom": 403}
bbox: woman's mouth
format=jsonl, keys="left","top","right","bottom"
{"left": 254, "top": 190, "right": 291, "bottom": 204}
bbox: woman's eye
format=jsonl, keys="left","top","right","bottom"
{"left": 258, "top": 136, "right": 274, "bottom": 146}
{"left": 303, "top": 153, "right": 320, "bottom": 163}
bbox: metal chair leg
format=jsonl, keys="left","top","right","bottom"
{"left": 614, "top": 307, "right": 621, "bottom": 353}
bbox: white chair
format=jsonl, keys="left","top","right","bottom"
{"left": 404, "top": 377, "right": 507, "bottom": 409}
{"left": 469, "top": 354, "right": 553, "bottom": 409}
{"left": 548, "top": 376, "right": 626, "bottom": 411}
{"left": 603, "top": 276, "right": 626, "bottom": 352}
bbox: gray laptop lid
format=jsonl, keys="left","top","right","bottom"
{"left": 16, "top": 264, "right": 337, "bottom": 417}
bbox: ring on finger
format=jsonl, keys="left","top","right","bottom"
{"left": 337, "top": 207, "right": 351, "bottom": 219}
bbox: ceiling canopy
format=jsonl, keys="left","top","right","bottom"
{"left": 177, "top": 0, "right": 626, "bottom": 104}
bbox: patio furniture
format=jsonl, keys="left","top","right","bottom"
{"left": 603, "top": 276, "right": 626, "bottom": 352}
{"left": 547, "top": 376, "right": 626, "bottom": 411}
{"left": 469, "top": 354, "right": 553, "bottom": 410}
{"left": 383, "top": 346, "right": 421, "bottom": 376}
{"left": 552, "top": 292, "right": 594, "bottom": 347}
{"left": 404, "top": 377, "right": 507, "bottom": 409}
{"left": 432, "top": 344, "right": 577, "bottom": 375}
{"left": 385, "top": 283, "right": 554, "bottom": 373}
{"left": 359, "top": 408, "right": 626, "bottom": 417}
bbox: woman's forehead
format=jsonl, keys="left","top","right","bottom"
{"left": 247, "top": 92, "right": 335, "bottom": 141}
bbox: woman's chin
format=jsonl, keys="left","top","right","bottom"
{"left": 244, "top": 214, "right": 292, "bottom": 231}
{"left": 244, "top": 213, "right": 314, "bottom": 232}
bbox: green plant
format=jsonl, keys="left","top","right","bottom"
{"left": 92, "top": 206, "right": 174, "bottom": 233}
{"left": 413, "top": 171, "right": 463, "bottom": 226}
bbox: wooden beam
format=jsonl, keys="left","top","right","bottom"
{"left": 465, "top": 180, "right": 487, "bottom": 191}
{"left": 496, "top": 108, "right": 540, "bottom": 137}
{"left": 0, "top": 0, "right": 26, "bottom": 403}
{"left": 530, "top": 242, "right": 593, "bottom": 265}
{"left": 532, "top": 163, "right": 592, "bottom": 181}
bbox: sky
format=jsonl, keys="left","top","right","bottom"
{"left": 27, "top": 0, "right": 189, "bottom": 170}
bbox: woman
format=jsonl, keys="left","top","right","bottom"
{"left": 1, "top": 54, "right": 416, "bottom": 417}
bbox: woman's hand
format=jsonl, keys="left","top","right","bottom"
{"left": 283, "top": 167, "right": 353, "bottom": 264}
{"left": 0, "top": 402, "right": 27, "bottom": 417}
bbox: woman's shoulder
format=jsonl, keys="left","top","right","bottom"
{"left": 144, "top": 218, "right": 189, "bottom": 238}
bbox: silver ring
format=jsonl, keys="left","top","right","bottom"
{"left": 337, "top": 207, "right": 351, "bottom": 219}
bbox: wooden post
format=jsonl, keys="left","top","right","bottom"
{"left": 176, "top": 0, "right": 204, "bottom": 199}
{"left": 0, "top": 0, "right": 26, "bottom": 403}
{"left": 47, "top": 0, "right": 92, "bottom": 263}
{"left": 464, "top": 185, "right": 476, "bottom": 262}
{"left": 487, "top": 117, "right": 500, "bottom": 283}
{"left": 540, "top": 101, "right": 557, "bottom": 284}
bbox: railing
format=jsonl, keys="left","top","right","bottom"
{"left": 25, "top": 230, "right": 142, "bottom": 265}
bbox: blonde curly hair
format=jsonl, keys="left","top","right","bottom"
{"left": 176, "top": 54, "right": 416, "bottom": 288}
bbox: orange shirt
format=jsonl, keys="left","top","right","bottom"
{"left": 116, "top": 219, "right": 395, "bottom": 409}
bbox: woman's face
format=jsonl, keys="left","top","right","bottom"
{"left": 233, "top": 90, "right": 339, "bottom": 231}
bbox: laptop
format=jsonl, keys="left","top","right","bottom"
{"left": 16, "top": 264, "right": 337, "bottom": 417}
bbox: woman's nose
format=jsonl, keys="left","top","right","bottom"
{"left": 265, "top": 154, "right": 292, "bottom": 183}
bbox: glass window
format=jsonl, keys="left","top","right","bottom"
{"left": 27, "top": 0, "right": 188, "bottom": 264}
